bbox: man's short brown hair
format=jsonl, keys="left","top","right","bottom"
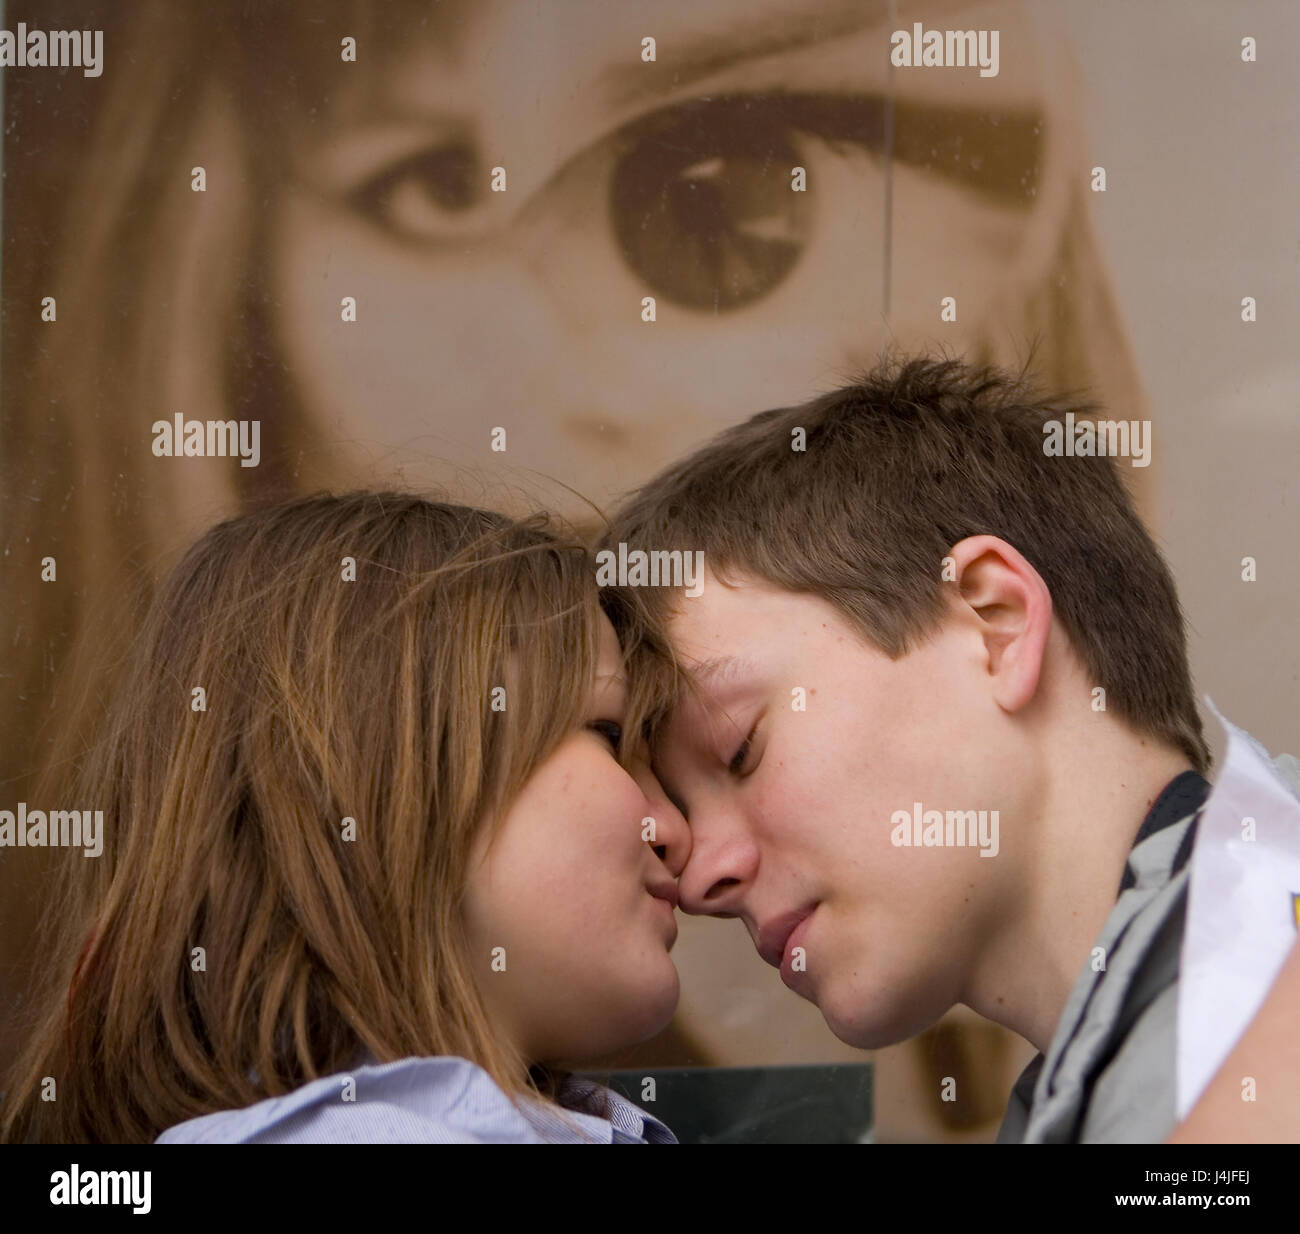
{"left": 600, "top": 353, "right": 1209, "bottom": 773}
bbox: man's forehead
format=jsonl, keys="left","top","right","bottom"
{"left": 662, "top": 566, "right": 804, "bottom": 656}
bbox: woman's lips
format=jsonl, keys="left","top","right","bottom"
{"left": 648, "top": 881, "right": 678, "bottom": 909}
{"left": 648, "top": 887, "right": 678, "bottom": 947}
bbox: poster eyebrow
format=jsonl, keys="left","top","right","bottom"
{"left": 593, "top": 0, "right": 897, "bottom": 112}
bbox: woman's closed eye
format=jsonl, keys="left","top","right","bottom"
{"left": 588, "top": 720, "right": 623, "bottom": 754}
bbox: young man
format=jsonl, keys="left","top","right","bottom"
{"left": 599, "top": 354, "right": 1298, "bottom": 1142}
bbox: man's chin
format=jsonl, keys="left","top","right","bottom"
{"left": 818, "top": 988, "right": 937, "bottom": 1051}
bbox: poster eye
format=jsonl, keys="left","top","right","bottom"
{"left": 609, "top": 102, "right": 812, "bottom": 313}
{"left": 355, "top": 142, "right": 479, "bottom": 238}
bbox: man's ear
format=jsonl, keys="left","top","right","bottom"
{"left": 945, "top": 535, "right": 1052, "bottom": 713}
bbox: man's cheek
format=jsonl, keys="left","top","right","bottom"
{"left": 754, "top": 762, "right": 836, "bottom": 848}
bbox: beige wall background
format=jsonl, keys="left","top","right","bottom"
{"left": 1054, "top": 0, "right": 1300, "bottom": 761}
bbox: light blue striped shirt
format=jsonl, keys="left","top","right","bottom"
{"left": 155, "top": 1056, "right": 676, "bottom": 1144}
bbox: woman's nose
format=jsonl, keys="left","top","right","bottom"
{"left": 630, "top": 761, "right": 692, "bottom": 877}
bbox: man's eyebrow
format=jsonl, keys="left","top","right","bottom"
{"left": 594, "top": 0, "right": 892, "bottom": 111}
{"left": 687, "top": 654, "right": 754, "bottom": 693}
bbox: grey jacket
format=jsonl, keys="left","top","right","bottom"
{"left": 999, "top": 757, "right": 1300, "bottom": 1143}
{"left": 999, "top": 771, "right": 1205, "bottom": 1142}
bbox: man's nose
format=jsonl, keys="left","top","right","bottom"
{"left": 674, "top": 800, "right": 760, "bottom": 918}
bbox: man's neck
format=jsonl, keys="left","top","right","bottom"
{"left": 961, "top": 726, "right": 1197, "bottom": 1053}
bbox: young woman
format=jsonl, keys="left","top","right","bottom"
{"left": 0, "top": 491, "right": 689, "bottom": 1143}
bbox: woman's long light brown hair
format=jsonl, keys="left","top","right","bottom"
{"left": 1, "top": 491, "right": 606, "bottom": 1143}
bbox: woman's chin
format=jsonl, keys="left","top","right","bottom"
{"left": 612, "top": 969, "right": 682, "bottom": 1054}
{"left": 561, "top": 971, "right": 682, "bottom": 1064}
{"left": 642, "top": 966, "right": 682, "bottom": 1035}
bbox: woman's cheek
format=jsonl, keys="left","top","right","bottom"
{"left": 607, "top": 768, "right": 657, "bottom": 857}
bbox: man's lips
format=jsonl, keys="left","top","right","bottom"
{"left": 757, "top": 905, "right": 816, "bottom": 969}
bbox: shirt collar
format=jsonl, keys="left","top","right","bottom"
{"left": 1117, "top": 769, "right": 1211, "bottom": 894}
{"left": 554, "top": 1073, "right": 678, "bottom": 1144}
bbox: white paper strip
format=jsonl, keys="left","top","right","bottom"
{"left": 1176, "top": 700, "right": 1300, "bottom": 1120}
